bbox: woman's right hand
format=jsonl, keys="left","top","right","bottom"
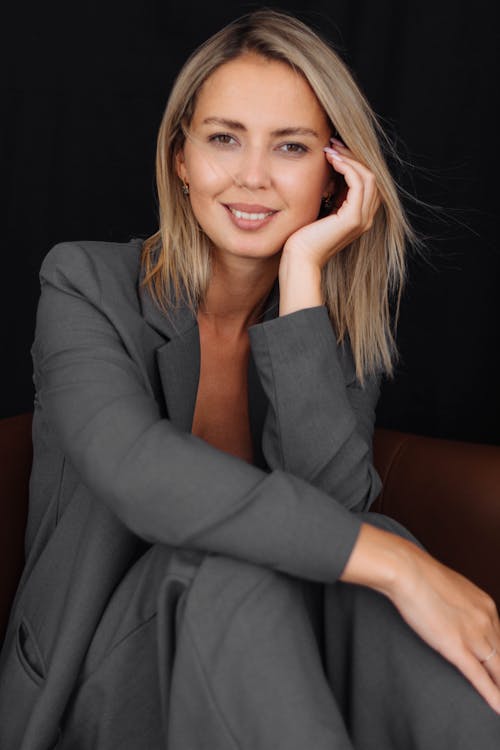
{"left": 340, "top": 523, "right": 500, "bottom": 713}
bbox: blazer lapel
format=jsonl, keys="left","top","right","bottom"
{"left": 247, "top": 279, "right": 280, "bottom": 468}
{"left": 156, "top": 331, "right": 200, "bottom": 433}
{"left": 138, "top": 256, "right": 280, "bottom": 466}
{"left": 138, "top": 271, "right": 199, "bottom": 432}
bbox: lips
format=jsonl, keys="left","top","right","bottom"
{"left": 223, "top": 202, "right": 279, "bottom": 231}
{"left": 224, "top": 203, "right": 278, "bottom": 219}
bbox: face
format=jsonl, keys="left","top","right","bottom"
{"left": 176, "top": 53, "right": 335, "bottom": 261}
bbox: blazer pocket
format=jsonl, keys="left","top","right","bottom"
{"left": 16, "top": 617, "right": 46, "bottom": 685}
{"left": 0, "top": 620, "right": 46, "bottom": 748}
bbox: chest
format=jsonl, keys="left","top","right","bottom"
{"left": 191, "top": 322, "right": 254, "bottom": 464}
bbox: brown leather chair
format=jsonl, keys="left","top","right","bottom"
{"left": 0, "top": 413, "right": 32, "bottom": 645}
{"left": 372, "top": 429, "right": 500, "bottom": 609}
{"left": 1, "top": 414, "right": 500, "bottom": 646}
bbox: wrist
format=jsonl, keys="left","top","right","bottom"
{"left": 340, "top": 522, "right": 419, "bottom": 600}
{"left": 278, "top": 252, "right": 323, "bottom": 316}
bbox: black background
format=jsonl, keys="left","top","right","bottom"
{"left": 2, "top": 0, "right": 499, "bottom": 443}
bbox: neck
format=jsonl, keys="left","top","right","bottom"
{"left": 198, "top": 251, "right": 280, "bottom": 338}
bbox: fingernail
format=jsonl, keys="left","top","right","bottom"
{"left": 323, "top": 146, "right": 343, "bottom": 161}
{"left": 330, "top": 137, "right": 345, "bottom": 147}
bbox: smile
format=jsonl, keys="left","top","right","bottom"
{"left": 228, "top": 207, "right": 274, "bottom": 220}
{"left": 223, "top": 203, "right": 279, "bottom": 231}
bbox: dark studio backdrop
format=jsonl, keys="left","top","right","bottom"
{"left": 2, "top": 0, "right": 499, "bottom": 443}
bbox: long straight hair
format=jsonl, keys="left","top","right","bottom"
{"left": 142, "top": 9, "right": 416, "bottom": 381}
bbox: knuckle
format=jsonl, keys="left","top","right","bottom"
{"left": 475, "top": 610, "right": 491, "bottom": 630}
{"left": 484, "top": 595, "right": 498, "bottom": 616}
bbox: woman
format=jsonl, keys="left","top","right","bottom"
{"left": 0, "top": 9, "right": 498, "bottom": 749}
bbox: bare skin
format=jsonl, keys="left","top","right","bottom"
{"left": 191, "top": 317, "right": 254, "bottom": 463}
{"left": 178, "top": 53, "right": 500, "bottom": 714}
{"left": 191, "top": 252, "right": 278, "bottom": 463}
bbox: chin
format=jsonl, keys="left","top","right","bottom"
{"left": 208, "top": 232, "right": 285, "bottom": 260}
{"left": 219, "top": 245, "right": 283, "bottom": 261}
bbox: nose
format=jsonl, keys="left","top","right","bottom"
{"left": 233, "top": 145, "right": 271, "bottom": 191}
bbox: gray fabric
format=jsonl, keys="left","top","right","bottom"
{"left": 0, "top": 239, "right": 498, "bottom": 748}
{"left": 58, "top": 516, "right": 499, "bottom": 749}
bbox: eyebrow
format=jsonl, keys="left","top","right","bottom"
{"left": 201, "top": 117, "right": 320, "bottom": 139}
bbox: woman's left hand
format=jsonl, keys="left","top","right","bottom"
{"left": 282, "top": 141, "right": 381, "bottom": 268}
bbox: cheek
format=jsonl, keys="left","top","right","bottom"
{"left": 185, "top": 149, "right": 237, "bottom": 195}
{"left": 312, "top": 158, "right": 334, "bottom": 193}
{"left": 278, "top": 163, "right": 330, "bottom": 213}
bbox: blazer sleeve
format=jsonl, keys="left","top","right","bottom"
{"left": 31, "top": 243, "right": 363, "bottom": 584}
{"left": 248, "top": 306, "right": 382, "bottom": 512}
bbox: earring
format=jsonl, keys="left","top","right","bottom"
{"left": 181, "top": 181, "right": 190, "bottom": 196}
{"left": 321, "top": 193, "right": 334, "bottom": 210}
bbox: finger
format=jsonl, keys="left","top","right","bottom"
{"left": 480, "top": 645, "right": 500, "bottom": 688}
{"left": 330, "top": 136, "right": 348, "bottom": 150}
{"left": 488, "top": 600, "right": 500, "bottom": 639}
{"left": 486, "top": 656, "right": 500, "bottom": 691}
{"left": 472, "top": 596, "right": 500, "bottom": 686}
{"left": 330, "top": 137, "right": 353, "bottom": 156}
{"left": 455, "top": 648, "right": 500, "bottom": 714}
{"left": 329, "top": 137, "right": 376, "bottom": 180}
{"left": 329, "top": 138, "right": 368, "bottom": 167}
{"left": 323, "top": 149, "right": 367, "bottom": 227}
{"left": 327, "top": 141, "right": 379, "bottom": 197}
{"left": 324, "top": 148, "right": 380, "bottom": 227}
{"left": 324, "top": 148, "right": 364, "bottom": 198}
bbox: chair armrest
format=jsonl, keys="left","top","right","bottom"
{"left": 372, "top": 428, "right": 500, "bottom": 609}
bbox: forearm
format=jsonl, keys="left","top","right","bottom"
{"left": 341, "top": 520, "right": 500, "bottom": 716}
{"left": 249, "top": 252, "right": 381, "bottom": 510}
{"left": 339, "top": 522, "right": 414, "bottom": 596}
{"left": 278, "top": 251, "right": 323, "bottom": 316}
{"left": 34, "top": 242, "right": 364, "bottom": 584}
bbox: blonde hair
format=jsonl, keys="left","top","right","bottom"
{"left": 142, "top": 9, "right": 416, "bottom": 381}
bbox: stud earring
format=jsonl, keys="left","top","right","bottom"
{"left": 321, "top": 193, "right": 334, "bottom": 210}
{"left": 181, "top": 181, "right": 190, "bottom": 196}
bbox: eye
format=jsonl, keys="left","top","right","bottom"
{"left": 208, "top": 133, "right": 238, "bottom": 147}
{"left": 278, "top": 142, "right": 309, "bottom": 155}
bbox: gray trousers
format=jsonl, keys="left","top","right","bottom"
{"left": 58, "top": 513, "right": 500, "bottom": 749}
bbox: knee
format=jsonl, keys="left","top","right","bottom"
{"left": 182, "top": 554, "right": 307, "bottom": 634}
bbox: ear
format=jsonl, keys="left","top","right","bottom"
{"left": 324, "top": 172, "right": 336, "bottom": 197}
{"left": 175, "top": 148, "right": 188, "bottom": 183}
{"left": 322, "top": 163, "right": 336, "bottom": 199}
{"left": 332, "top": 174, "right": 348, "bottom": 210}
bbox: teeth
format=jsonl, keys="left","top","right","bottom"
{"left": 229, "top": 208, "right": 273, "bottom": 220}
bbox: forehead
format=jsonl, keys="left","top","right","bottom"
{"left": 191, "top": 53, "right": 329, "bottom": 131}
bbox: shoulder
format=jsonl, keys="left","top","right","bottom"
{"left": 35, "top": 238, "right": 157, "bottom": 376}
{"left": 40, "top": 238, "right": 144, "bottom": 302}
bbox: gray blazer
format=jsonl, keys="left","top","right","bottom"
{"left": 0, "top": 238, "right": 381, "bottom": 748}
